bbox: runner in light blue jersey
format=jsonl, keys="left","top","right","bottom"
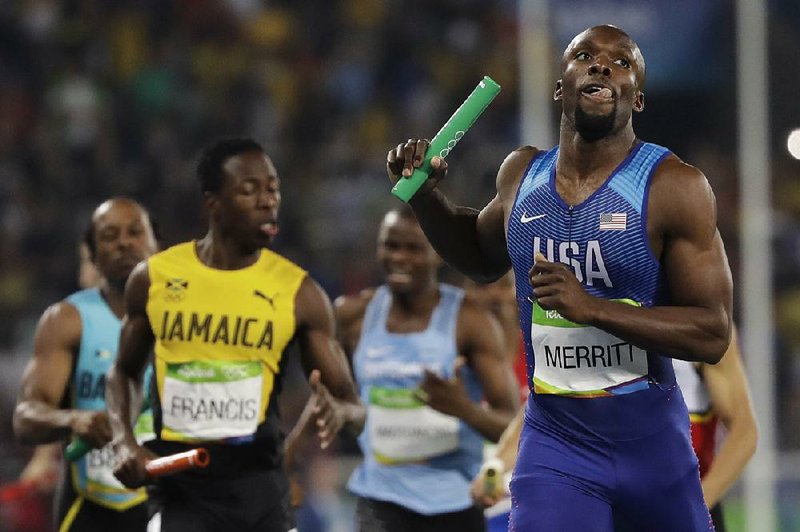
{"left": 14, "top": 198, "right": 157, "bottom": 531}
{"left": 337, "top": 206, "right": 519, "bottom": 532}
{"left": 387, "top": 24, "right": 733, "bottom": 532}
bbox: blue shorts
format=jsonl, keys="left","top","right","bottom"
{"left": 508, "top": 398, "right": 714, "bottom": 531}
{"left": 487, "top": 509, "right": 510, "bottom": 532}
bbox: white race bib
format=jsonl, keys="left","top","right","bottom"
{"left": 85, "top": 444, "right": 126, "bottom": 490}
{"left": 368, "top": 387, "right": 459, "bottom": 463}
{"left": 72, "top": 435, "right": 147, "bottom": 508}
{"left": 531, "top": 300, "right": 648, "bottom": 396}
{"left": 161, "top": 360, "right": 262, "bottom": 441}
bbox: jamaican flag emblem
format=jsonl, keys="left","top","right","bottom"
{"left": 165, "top": 278, "right": 189, "bottom": 302}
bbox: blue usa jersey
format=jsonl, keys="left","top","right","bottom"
{"left": 507, "top": 142, "right": 685, "bottom": 439}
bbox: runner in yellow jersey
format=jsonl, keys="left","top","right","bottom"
{"left": 106, "top": 138, "right": 365, "bottom": 532}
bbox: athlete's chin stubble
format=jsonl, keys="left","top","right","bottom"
{"left": 574, "top": 104, "right": 616, "bottom": 142}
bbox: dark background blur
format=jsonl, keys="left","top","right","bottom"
{"left": 0, "top": 1, "right": 799, "bottom": 530}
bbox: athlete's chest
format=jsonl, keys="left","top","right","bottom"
{"left": 356, "top": 328, "right": 454, "bottom": 382}
{"left": 72, "top": 307, "right": 120, "bottom": 407}
{"left": 73, "top": 338, "right": 116, "bottom": 407}
{"left": 553, "top": 172, "right": 609, "bottom": 206}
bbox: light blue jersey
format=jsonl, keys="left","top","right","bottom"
{"left": 66, "top": 288, "right": 152, "bottom": 510}
{"left": 347, "top": 284, "right": 484, "bottom": 515}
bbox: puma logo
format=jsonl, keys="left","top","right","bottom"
{"left": 253, "top": 290, "right": 278, "bottom": 309}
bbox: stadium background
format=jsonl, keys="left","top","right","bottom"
{"left": 0, "top": 0, "right": 798, "bottom": 530}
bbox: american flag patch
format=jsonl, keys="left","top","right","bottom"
{"left": 599, "top": 213, "right": 627, "bottom": 231}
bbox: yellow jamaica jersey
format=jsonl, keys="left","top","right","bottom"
{"left": 146, "top": 241, "right": 306, "bottom": 443}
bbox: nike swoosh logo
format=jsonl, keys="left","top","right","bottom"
{"left": 520, "top": 213, "right": 546, "bottom": 223}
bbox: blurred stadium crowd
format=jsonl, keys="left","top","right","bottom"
{"left": 0, "top": 0, "right": 799, "bottom": 529}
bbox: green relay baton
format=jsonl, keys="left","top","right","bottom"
{"left": 391, "top": 76, "right": 502, "bottom": 202}
{"left": 65, "top": 438, "right": 92, "bottom": 461}
{"left": 65, "top": 405, "right": 154, "bottom": 461}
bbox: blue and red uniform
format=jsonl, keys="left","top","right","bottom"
{"left": 674, "top": 358, "right": 726, "bottom": 530}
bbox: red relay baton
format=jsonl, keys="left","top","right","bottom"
{"left": 145, "top": 448, "right": 210, "bottom": 478}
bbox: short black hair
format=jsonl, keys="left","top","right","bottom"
{"left": 196, "top": 138, "right": 265, "bottom": 193}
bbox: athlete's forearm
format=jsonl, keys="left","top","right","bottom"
{"left": 13, "top": 401, "right": 82, "bottom": 444}
{"left": 584, "top": 298, "right": 730, "bottom": 364}
{"left": 340, "top": 399, "right": 366, "bottom": 437}
{"left": 701, "top": 419, "right": 758, "bottom": 507}
{"left": 105, "top": 364, "right": 144, "bottom": 446}
{"left": 410, "top": 189, "right": 508, "bottom": 282}
{"left": 460, "top": 400, "right": 517, "bottom": 443}
{"left": 284, "top": 397, "right": 316, "bottom": 472}
{"left": 494, "top": 406, "right": 524, "bottom": 472}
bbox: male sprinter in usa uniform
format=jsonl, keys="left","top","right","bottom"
{"left": 14, "top": 198, "right": 157, "bottom": 531}
{"left": 387, "top": 25, "right": 732, "bottom": 531}
{"left": 107, "top": 138, "right": 365, "bottom": 532}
